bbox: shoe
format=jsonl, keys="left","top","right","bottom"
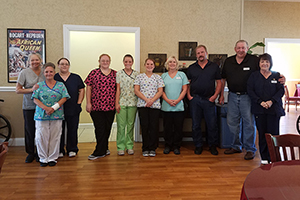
{"left": 209, "top": 145, "right": 219, "bottom": 155}
{"left": 69, "top": 152, "right": 76, "bottom": 157}
{"left": 58, "top": 153, "right": 64, "bottom": 158}
{"left": 224, "top": 148, "right": 242, "bottom": 154}
{"left": 149, "top": 151, "right": 156, "bottom": 157}
{"left": 48, "top": 161, "right": 57, "bottom": 167}
{"left": 40, "top": 162, "right": 48, "bottom": 167}
{"left": 194, "top": 147, "right": 203, "bottom": 155}
{"left": 244, "top": 152, "right": 255, "bottom": 160}
{"left": 261, "top": 160, "right": 269, "bottom": 165}
{"left": 127, "top": 149, "right": 134, "bottom": 155}
{"left": 35, "top": 155, "right": 40, "bottom": 162}
{"left": 88, "top": 154, "right": 105, "bottom": 160}
{"left": 163, "top": 147, "right": 171, "bottom": 154}
{"left": 142, "top": 151, "right": 149, "bottom": 157}
{"left": 25, "top": 154, "right": 35, "bottom": 163}
{"left": 118, "top": 150, "right": 125, "bottom": 156}
{"left": 106, "top": 150, "right": 110, "bottom": 155}
{"left": 174, "top": 149, "right": 180, "bottom": 155}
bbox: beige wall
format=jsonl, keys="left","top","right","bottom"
{"left": 0, "top": 0, "right": 242, "bottom": 138}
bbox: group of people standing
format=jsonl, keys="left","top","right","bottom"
{"left": 16, "top": 39, "right": 285, "bottom": 167}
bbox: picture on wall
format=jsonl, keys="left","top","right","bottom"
{"left": 148, "top": 53, "right": 167, "bottom": 73}
{"left": 178, "top": 42, "right": 197, "bottom": 61}
{"left": 7, "top": 28, "right": 46, "bottom": 83}
{"left": 208, "top": 54, "right": 227, "bottom": 69}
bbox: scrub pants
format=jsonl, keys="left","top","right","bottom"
{"left": 116, "top": 106, "right": 137, "bottom": 151}
{"left": 138, "top": 107, "right": 160, "bottom": 152}
{"left": 35, "top": 120, "right": 62, "bottom": 163}
{"left": 23, "top": 109, "right": 36, "bottom": 156}
{"left": 60, "top": 114, "right": 80, "bottom": 154}
{"left": 255, "top": 114, "right": 280, "bottom": 162}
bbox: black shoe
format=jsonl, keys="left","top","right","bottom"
{"left": 174, "top": 149, "right": 180, "bottom": 155}
{"left": 25, "top": 154, "right": 35, "bottom": 163}
{"left": 194, "top": 147, "right": 203, "bottom": 155}
{"left": 163, "top": 147, "right": 171, "bottom": 154}
{"left": 210, "top": 145, "right": 219, "bottom": 155}
{"left": 40, "top": 162, "right": 48, "bottom": 167}
{"left": 48, "top": 161, "right": 57, "bottom": 167}
{"left": 35, "top": 155, "right": 40, "bottom": 162}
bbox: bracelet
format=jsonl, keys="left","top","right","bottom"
{"left": 51, "top": 103, "right": 60, "bottom": 111}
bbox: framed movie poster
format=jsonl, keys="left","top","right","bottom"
{"left": 148, "top": 53, "right": 167, "bottom": 73}
{"left": 178, "top": 42, "right": 197, "bottom": 61}
{"left": 7, "top": 28, "right": 46, "bottom": 83}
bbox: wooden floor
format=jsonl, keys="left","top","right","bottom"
{"left": 1, "top": 108, "right": 299, "bottom": 200}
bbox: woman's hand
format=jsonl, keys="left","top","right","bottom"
{"left": 115, "top": 103, "right": 121, "bottom": 113}
{"left": 86, "top": 102, "right": 92, "bottom": 113}
{"left": 44, "top": 107, "right": 54, "bottom": 115}
{"left": 145, "top": 98, "right": 154, "bottom": 107}
{"left": 260, "top": 101, "right": 269, "bottom": 109}
{"left": 32, "top": 83, "right": 39, "bottom": 92}
{"left": 266, "top": 100, "right": 273, "bottom": 108}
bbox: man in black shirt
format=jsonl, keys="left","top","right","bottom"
{"left": 187, "top": 45, "right": 222, "bottom": 155}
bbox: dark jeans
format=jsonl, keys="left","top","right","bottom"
{"left": 163, "top": 111, "right": 185, "bottom": 150}
{"left": 138, "top": 107, "right": 160, "bottom": 152}
{"left": 255, "top": 114, "right": 280, "bottom": 162}
{"left": 90, "top": 110, "right": 115, "bottom": 156}
{"left": 60, "top": 114, "right": 80, "bottom": 154}
{"left": 23, "top": 109, "right": 36, "bottom": 156}
{"left": 189, "top": 95, "right": 218, "bottom": 147}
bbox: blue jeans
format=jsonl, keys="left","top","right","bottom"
{"left": 189, "top": 95, "right": 218, "bottom": 147}
{"left": 227, "top": 92, "right": 256, "bottom": 152}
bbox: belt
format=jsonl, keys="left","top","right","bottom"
{"left": 234, "top": 92, "right": 247, "bottom": 95}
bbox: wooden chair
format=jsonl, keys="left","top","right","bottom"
{"left": 266, "top": 133, "right": 300, "bottom": 163}
{"left": 0, "top": 142, "right": 8, "bottom": 173}
{"left": 284, "top": 85, "right": 300, "bottom": 112}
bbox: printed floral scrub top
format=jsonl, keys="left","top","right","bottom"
{"left": 116, "top": 69, "right": 139, "bottom": 107}
{"left": 32, "top": 81, "right": 70, "bottom": 120}
{"left": 134, "top": 73, "right": 165, "bottom": 109}
{"left": 85, "top": 68, "right": 116, "bottom": 111}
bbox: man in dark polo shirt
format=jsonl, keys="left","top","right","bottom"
{"left": 187, "top": 45, "right": 222, "bottom": 155}
{"left": 220, "top": 40, "right": 259, "bottom": 160}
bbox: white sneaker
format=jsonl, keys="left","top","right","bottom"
{"left": 88, "top": 154, "right": 105, "bottom": 160}
{"left": 58, "top": 153, "right": 64, "bottom": 158}
{"left": 149, "top": 151, "right": 156, "bottom": 157}
{"left": 118, "top": 150, "right": 125, "bottom": 156}
{"left": 142, "top": 151, "right": 149, "bottom": 157}
{"left": 127, "top": 149, "right": 134, "bottom": 155}
{"left": 261, "top": 160, "right": 269, "bottom": 165}
{"left": 69, "top": 152, "right": 76, "bottom": 157}
{"left": 106, "top": 150, "right": 110, "bottom": 155}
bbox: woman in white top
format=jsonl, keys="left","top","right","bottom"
{"left": 115, "top": 54, "right": 139, "bottom": 156}
{"left": 134, "top": 58, "right": 164, "bottom": 157}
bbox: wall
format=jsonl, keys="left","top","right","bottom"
{"left": 0, "top": 0, "right": 242, "bottom": 139}
{"left": 244, "top": 0, "right": 300, "bottom": 97}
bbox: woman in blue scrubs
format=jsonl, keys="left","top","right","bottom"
{"left": 54, "top": 58, "right": 85, "bottom": 158}
{"left": 247, "top": 53, "right": 285, "bottom": 164}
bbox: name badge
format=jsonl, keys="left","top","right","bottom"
{"left": 176, "top": 77, "right": 181, "bottom": 80}
{"left": 271, "top": 80, "right": 277, "bottom": 84}
{"left": 243, "top": 67, "right": 250, "bottom": 70}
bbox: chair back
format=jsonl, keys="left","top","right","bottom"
{"left": 266, "top": 133, "right": 300, "bottom": 162}
{"left": 0, "top": 142, "right": 8, "bottom": 173}
{"left": 284, "top": 85, "right": 290, "bottom": 99}
{"left": 295, "top": 84, "right": 300, "bottom": 97}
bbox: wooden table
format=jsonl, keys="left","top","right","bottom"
{"left": 241, "top": 160, "right": 300, "bottom": 200}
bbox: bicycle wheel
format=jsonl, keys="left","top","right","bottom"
{"left": 0, "top": 114, "right": 11, "bottom": 142}
{"left": 297, "top": 115, "right": 300, "bottom": 134}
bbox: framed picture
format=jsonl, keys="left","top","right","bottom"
{"left": 178, "top": 42, "right": 197, "bottom": 61}
{"left": 208, "top": 54, "right": 227, "bottom": 69}
{"left": 7, "top": 28, "right": 46, "bottom": 83}
{"left": 148, "top": 53, "right": 167, "bottom": 73}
